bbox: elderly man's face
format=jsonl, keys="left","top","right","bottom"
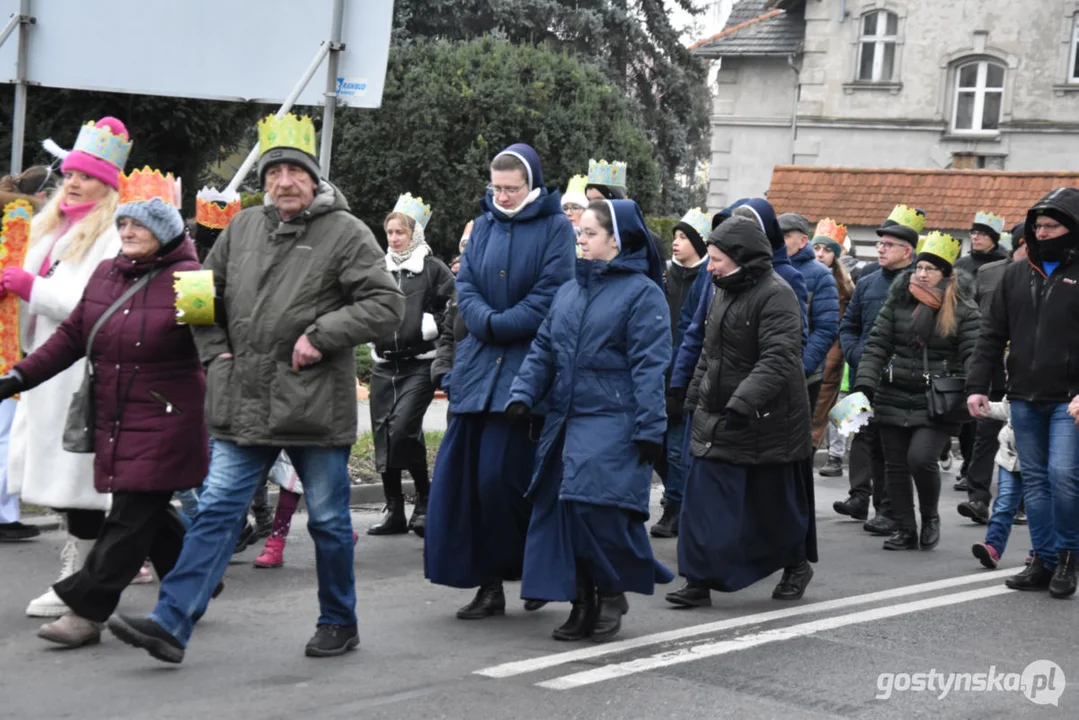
{"left": 266, "top": 163, "right": 316, "bottom": 220}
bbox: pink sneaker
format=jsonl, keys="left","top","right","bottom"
{"left": 130, "top": 561, "right": 154, "bottom": 585}
{"left": 254, "top": 536, "right": 285, "bottom": 569}
{"left": 972, "top": 542, "right": 1000, "bottom": 569}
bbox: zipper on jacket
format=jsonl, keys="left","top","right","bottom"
{"left": 149, "top": 390, "right": 183, "bottom": 415}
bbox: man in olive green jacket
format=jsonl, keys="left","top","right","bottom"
{"left": 108, "top": 126, "right": 404, "bottom": 664}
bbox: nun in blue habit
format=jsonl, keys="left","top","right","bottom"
{"left": 506, "top": 199, "right": 674, "bottom": 643}
{"left": 423, "top": 143, "right": 576, "bottom": 620}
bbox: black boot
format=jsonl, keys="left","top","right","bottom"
{"left": 233, "top": 521, "right": 257, "bottom": 554}
{"left": 882, "top": 528, "right": 919, "bottom": 551}
{"left": 408, "top": 495, "right": 428, "bottom": 538}
{"left": 252, "top": 491, "right": 273, "bottom": 539}
{"left": 1049, "top": 551, "right": 1077, "bottom": 599}
{"left": 650, "top": 501, "right": 681, "bottom": 538}
{"left": 665, "top": 580, "right": 712, "bottom": 608}
{"left": 552, "top": 572, "right": 596, "bottom": 641}
{"left": 818, "top": 456, "right": 844, "bottom": 477}
{"left": 957, "top": 500, "right": 989, "bottom": 525}
{"left": 953, "top": 475, "right": 970, "bottom": 492}
{"left": 367, "top": 498, "right": 408, "bottom": 536}
{"left": 772, "top": 560, "right": 814, "bottom": 600}
{"left": 919, "top": 515, "right": 941, "bottom": 550}
{"left": 1005, "top": 555, "right": 1054, "bottom": 591}
{"left": 456, "top": 583, "right": 506, "bottom": 619}
{"left": 833, "top": 495, "right": 869, "bottom": 521}
{"left": 863, "top": 513, "right": 898, "bottom": 536}
{"left": 591, "top": 592, "right": 628, "bottom": 642}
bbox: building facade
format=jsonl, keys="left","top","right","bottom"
{"left": 692, "top": 0, "right": 1079, "bottom": 213}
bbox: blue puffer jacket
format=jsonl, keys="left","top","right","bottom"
{"left": 839, "top": 262, "right": 911, "bottom": 378}
{"left": 671, "top": 264, "right": 711, "bottom": 365}
{"left": 508, "top": 248, "right": 670, "bottom": 515}
{"left": 790, "top": 244, "right": 840, "bottom": 377}
{"left": 448, "top": 189, "right": 576, "bottom": 414}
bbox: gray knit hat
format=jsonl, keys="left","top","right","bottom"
{"left": 257, "top": 147, "right": 321, "bottom": 186}
{"left": 115, "top": 197, "right": 185, "bottom": 247}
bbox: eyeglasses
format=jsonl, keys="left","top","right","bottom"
{"left": 1033, "top": 221, "right": 1064, "bottom": 233}
{"left": 488, "top": 183, "right": 526, "bottom": 197}
{"left": 562, "top": 204, "right": 584, "bottom": 212}
{"left": 876, "top": 241, "right": 904, "bottom": 251}
{"left": 914, "top": 264, "right": 943, "bottom": 275}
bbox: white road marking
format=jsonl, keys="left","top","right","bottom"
{"left": 474, "top": 568, "right": 1018, "bottom": 679}
{"left": 538, "top": 585, "right": 1015, "bottom": 690}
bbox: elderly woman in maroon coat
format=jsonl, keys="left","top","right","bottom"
{"left": 0, "top": 185, "right": 209, "bottom": 648}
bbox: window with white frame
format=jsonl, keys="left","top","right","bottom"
{"left": 1070, "top": 16, "right": 1079, "bottom": 82}
{"left": 857, "top": 9, "right": 898, "bottom": 82}
{"left": 952, "top": 60, "right": 1005, "bottom": 133}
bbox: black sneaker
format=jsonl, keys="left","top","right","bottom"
{"left": 1049, "top": 551, "right": 1077, "bottom": 599}
{"left": 650, "top": 501, "right": 680, "bottom": 538}
{"left": 305, "top": 623, "right": 360, "bottom": 657}
{"left": 107, "top": 614, "right": 185, "bottom": 664}
{"left": 1005, "top": 555, "right": 1054, "bottom": 591}
{"left": 957, "top": 500, "right": 989, "bottom": 525}
{"left": 818, "top": 456, "right": 844, "bottom": 477}
{"left": 0, "top": 521, "right": 42, "bottom": 542}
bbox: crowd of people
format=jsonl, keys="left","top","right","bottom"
{"left": 0, "top": 111, "right": 1077, "bottom": 666}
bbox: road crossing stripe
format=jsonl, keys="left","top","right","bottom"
{"left": 537, "top": 585, "right": 1014, "bottom": 689}
{"left": 474, "top": 567, "right": 1018, "bottom": 679}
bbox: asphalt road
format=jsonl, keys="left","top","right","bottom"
{"left": 0, "top": 465, "right": 1074, "bottom": 720}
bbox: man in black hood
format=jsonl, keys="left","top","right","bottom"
{"left": 968, "top": 187, "right": 1079, "bottom": 599}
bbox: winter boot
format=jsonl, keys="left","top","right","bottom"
{"left": 863, "top": 512, "right": 897, "bottom": 536}
{"left": 957, "top": 500, "right": 989, "bottom": 525}
{"left": 252, "top": 496, "right": 274, "bottom": 539}
{"left": 1005, "top": 555, "right": 1054, "bottom": 591}
{"left": 665, "top": 580, "right": 712, "bottom": 608}
{"left": 919, "top": 515, "right": 941, "bottom": 550}
{"left": 456, "top": 583, "right": 506, "bottom": 620}
{"left": 1049, "top": 551, "right": 1077, "bottom": 599}
{"left": 26, "top": 535, "right": 85, "bottom": 618}
{"left": 552, "top": 571, "right": 597, "bottom": 642}
{"left": 408, "top": 494, "right": 428, "bottom": 538}
{"left": 367, "top": 498, "right": 408, "bottom": 536}
{"left": 37, "top": 613, "right": 103, "bottom": 648}
{"left": 254, "top": 536, "right": 286, "bottom": 569}
{"left": 818, "top": 455, "right": 844, "bottom": 477}
{"left": 233, "top": 521, "right": 258, "bottom": 554}
{"left": 833, "top": 495, "right": 869, "bottom": 521}
{"left": 650, "top": 501, "right": 681, "bottom": 538}
{"left": 591, "top": 592, "right": 629, "bottom": 642}
{"left": 882, "top": 528, "right": 919, "bottom": 551}
{"left": 772, "top": 560, "right": 814, "bottom": 600}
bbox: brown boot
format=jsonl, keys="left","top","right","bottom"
{"left": 37, "top": 613, "right": 103, "bottom": 648}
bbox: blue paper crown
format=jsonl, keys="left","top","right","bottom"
{"left": 679, "top": 208, "right": 712, "bottom": 240}
{"left": 973, "top": 211, "right": 1005, "bottom": 234}
{"left": 587, "top": 158, "right": 627, "bottom": 188}
{"left": 393, "top": 193, "right": 432, "bottom": 229}
{"left": 72, "top": 121, "right": 132, "bottom": 170}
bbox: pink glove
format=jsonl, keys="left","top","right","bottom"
{"left": 1, "top": 267, "right": 35, "bottom": 302}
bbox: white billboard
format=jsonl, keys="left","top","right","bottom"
{"left": 0, "top": 0, "right": 393, "bottom": 109}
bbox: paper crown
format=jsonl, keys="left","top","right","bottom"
{"left": 563, "top": 175, "right": 588, "bottom": 199}
{"left": 118, "top": 167, "right": 181, "bottom": 206}
{"left": 195, "top": 187, "right": 242, "bottom": 230}
{"left": 679, "top": 208, "right": 712, "bottom": 241}
{"left": 813, "top": 218, "right": 848, "bottom": 246}
{"left": 916, "top": 235, "right": 927, "bottom": 253}
{"left": 174, "top": 270, "right": 215, "bottom": 326}
{"left": 258, "top": 113, "right": 317, "bottom": 157}
{"left": 973, "top": 211, "right": 1005, "bottom": 234}
{"left": 998, "top": 232, "right": 1013, "bottom": 252}
{"left": 587, "top": 159, "right": 627, "bottom": 188}
{"left": 829, "top": 391, "right": 874, "bottom": 436}
{"left": 919, "top": 231, "right": 961, "bottom": 266}
{"left": 72, "top": 120, "right": 132, "bottom": 171}
{"left": 885, "top": 204, "right": 926, "bottom": 233}
{"left": 392, "top": 193, "right": 432, "bottom": 229}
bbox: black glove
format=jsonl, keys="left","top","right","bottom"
{"left": 636, "top": 440, "right": 663, "bottom": 466}
{"left": 665, "top": 387, "right": 686, "bottom": 421}
{"left": 0, "top": 374, "right": 23, "bottom": 402}
{"left": 432, "top": 373, "right": 445, "bottom": 391}
{"left": 505, "top": 401, "right": 531, "bottom": 422}
{"left": 725, "top": 409, "right": 749, "bottom": 430}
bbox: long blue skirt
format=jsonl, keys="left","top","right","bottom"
{"left": 520, "top": 435, "right": 674, "bottom": 601}
{"left": 678, "top": 457, "right": 816, "bottom": 593}
{"left": 424, "top": 412, "right": 538, "bottom": 588}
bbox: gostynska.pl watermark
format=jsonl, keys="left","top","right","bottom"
{"left": 876, "top": 660, "right": 1065, "bottom": 706}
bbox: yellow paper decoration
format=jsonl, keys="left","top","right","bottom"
{"left": 257, "top": 113, "right": 317, "bottom": 156}
{"left": 173, "top": 270, "right": 215, "bottom": 326}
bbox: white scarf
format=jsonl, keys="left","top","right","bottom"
{"left": 493, "top": 188, "right": 541, "bottom": 219}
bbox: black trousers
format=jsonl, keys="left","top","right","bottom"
{"left": 957, "top": 421, "right": 976, "bottom": 477}
{"left": 807, "top": 379, "right": 823, "bottom": 418}
{"left": 879, "top": 425, "right": 952, "bottom": 532}
{"left": 55, "top": 509, "right": 106, "bottom": 540}
{"left": 848, "top": 421, "right": 891, "bottom": 514}
{"left": 54, "top": 491, "right": 186, "bottom": 623}
{"left": 966, "top": 417, "right": 1003, "bottom": 505}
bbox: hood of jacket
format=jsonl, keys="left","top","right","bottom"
{"left": 1026, "top": 187, "right": 1079, "bottom": 270}
{"left": 728, "top": 197, "right": 795, "bottom": 267}
{"left": 708, "top": 215, "right": 774, "bottom": 287}
{"left": 480, "top": 185, "right": 564, "bottom": 224}
{"left": 263, "top": 180, "right": 348, "bottom": 226}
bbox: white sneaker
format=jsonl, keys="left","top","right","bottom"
{"left": 26, "top": 588, "right": 69, "bottom": 618}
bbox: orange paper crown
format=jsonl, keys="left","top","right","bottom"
{"left": 195, "top": 187, "right": 242, "bottom": 230}
{"left": 118, "top": 166, "right": 180, "bottom": 206}
{"left": 813, "top": 217, "right": 848, "bottom": 246}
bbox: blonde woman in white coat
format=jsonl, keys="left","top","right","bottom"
{"left": 0, "top": 117, "right": 131, "bottom": 617}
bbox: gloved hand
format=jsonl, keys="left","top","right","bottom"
{"left": 505, "top": 401, "right": 531, "bottom": 422}
{"left": 1, "top": 267, "right": 35, "bottom": 302}
{"left": 854, "top": 386, "right": 874, "bottom": 404}
{"left": 636, "top": 440, "right": 663, "bottom": 466}
{"left": 0, "top": 373, "right": 24, "bottom": 402}
{"left": 725, "top": 409, "right": 749, "bottom": 430}
{"left": 665, "top": 387, "right": 686, "bottom": 421}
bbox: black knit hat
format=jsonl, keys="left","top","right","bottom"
{"left": 673, "top": 221, "right": 707, "bottom": 259}
{"left": 916, "top": 251, "right": 953, "bottom": 277}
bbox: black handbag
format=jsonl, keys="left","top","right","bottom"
{"left": 62, "top": 270, "right": 162, "bottom": 453}
{"left": 922, "top": 347, "right": 971, "bottom": 425}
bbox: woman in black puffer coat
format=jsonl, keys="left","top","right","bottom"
{"left": 854, "top": 235, "right": 980, "bottom": 552}
{"left": 367, "top": 201, "right": 455, "bottom": 537}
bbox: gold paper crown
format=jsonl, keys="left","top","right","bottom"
{"left": 813, "top": 218, "right": 848, "bottom": 246}
{"left": 587, "top": 158, "right": 627, "bottom": 188}
{"left": 392, "top": 193, "right": 432, "bottom": 229}
{"left": 886, "top": 204, "right": 926, "bottom": 233}
{"left": 118, "top": 167, "right": 181, "bottom": 206}
{"left": 563, "top": 175, "right": 588, "bottom": 200}
{"left": 258, "top": 113, "right": 317, "bottom": 156}
{"left": 916, "top": 235, "right": 927, "bottom": 253}
{"left": 973, "top": 211, "right": 1005, "bottom": 234}
{"left": 678, "top": 208, "right": 712, "bottom": 241}
{"left": 195, "top": 187, "right": 242, "bottom": 230}
{"left": 919, "top": 231, "right": 961, "bottom": 266}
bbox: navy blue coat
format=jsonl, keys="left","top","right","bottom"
{"left": 670, "top": 280, "right": 713, "bottom": 391}
{"left": 447, "top": 189, "right": 576, "bottom": 414}
{"left": 671, "top": 263, "right": 711, "bottom": 365}
{"left": 790, "top": 244, "right": 840, "bottom": 376}
{"left": 839, "top": 262, "right": 911, "bottom": 378}
{"left": 508, "top": 248, "right": 670, "bottom": 516}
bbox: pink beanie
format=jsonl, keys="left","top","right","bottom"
{"left": 60, "top": 117, "right": 132, "bottom": 190}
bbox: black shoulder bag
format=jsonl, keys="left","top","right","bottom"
{"left": 922, "top": 346, "right": 971, "bottom": 426}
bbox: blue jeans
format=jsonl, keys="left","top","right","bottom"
{"left": 150, "top": 441, "right": 356, "bottom": 646}
{"left": 984, "top": 467, "right": 1023, "bottom": 556}
{"left": 663, "top": 416, "right": 688, "bottom": 504}
{"left": 1010, "top": 401, "right": 1079, "bottom": 568}
{"left": 174, "top": 489, "right": 200, "bottom": 527}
